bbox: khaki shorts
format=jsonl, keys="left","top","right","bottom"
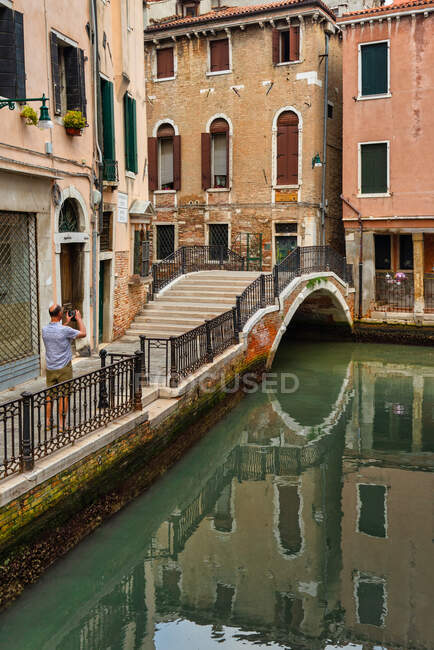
{"left": 46, "top": 361, "right": 73, "bottom": 388}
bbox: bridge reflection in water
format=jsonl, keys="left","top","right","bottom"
{"left": 0, "top": 343, "right": 432, "bottom": 650}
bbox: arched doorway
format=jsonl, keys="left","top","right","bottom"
{"left": 54, "top": 187, "right": 90, "bottom": 349}
{"left": 59, "top": 198, "right": 85, "bottom": 321}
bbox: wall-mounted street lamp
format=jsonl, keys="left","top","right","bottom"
{"left": 312, "top": 153, "right": 323, "bottom": 168}
{"left": 0, "top": 93, "right": 53, "bottom": 129}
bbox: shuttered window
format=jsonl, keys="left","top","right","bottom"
{"left": 0, "top": 7, "right": 26, "bottom": 99}
{"left": 149, "top": 124, "right": 181, "bottom": 191}
{"left": 101, "top": 79, "right": 115, "bottom": 162}
{"left": 276, "top": 111, "right": 299, "bottom": 186}
{"left": 361, "top": 42, "right": 388, "bottom": 96}
{"left": 210, "top": 118, "right": 229, "bottom": 188}
{"left": 360, "top": 142, "right": 388, "bottom": 194}
{"left": 50, "top": 33, "right": 86, "bottom": 116}
{"left": 210, "top": 38, "right": 229, "bottom": 72}
{"left": 272, "top": 27, "right": 300, "bottom": 64}
{"left": 124, "top": 93, "right": 138, "bottom": 174}
{"left": 156, "top": 47, "right": 174, "bottom": 79}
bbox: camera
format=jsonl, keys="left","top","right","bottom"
{"left": 67, "top": 309, "right": 76, "bottom": 321}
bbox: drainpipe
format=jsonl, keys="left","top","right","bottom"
{"left": 91, "top": 0, "right": 103, "bottom": 352}
{"left": 341, "top": 195, "right": 363, "bottom": 319}
{"left": 320, "top": 28, "right": 331, "bottom": 246}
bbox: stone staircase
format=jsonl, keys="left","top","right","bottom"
{"left": 115, "top": 270, "right": 260, "bottom": 345}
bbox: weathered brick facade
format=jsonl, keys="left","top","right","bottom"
{"left": 145, "top": 1, "right": 344, "bottom": 269}
{"left": 112, "top": 251, "right": 150, "bottom": 339}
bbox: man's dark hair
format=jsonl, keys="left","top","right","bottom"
{"left": 49, "top": 304, "right": 62, "bottom": 318}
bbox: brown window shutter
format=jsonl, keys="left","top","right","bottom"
{"left": 201, "top": 132, "right": 211, "bottom": 190}
{"left": 50, "top": 32, "right": 62, "bottom": 115}
{"left": 290, "top": 26, "right": 300, "bottom": 61}
{"left": 272, "top": 28, "right": 280, "bottom": 65}
{"left": 288, "top": 124, "right": 299, "bottom": 184}
{"left": 148, "top": 137, "right": 158, "bottom": 191}
{"left": 173, "top": 135, "right": 181, "bottom": 190}
{"left": 276, "top": 125, "right": 288, "bottom": 185}
{"left": 157, "top": 47, "right": 174, "bottom": 78}
{"left": 210, "top": 39, "right": 229, "bottom": 72}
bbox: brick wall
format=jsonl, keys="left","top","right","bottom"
{"left": 145, "top": 14, "right": 344, "bottom": 268}
{"left": 113, "top": 251, "right": 149, "bottom": 339}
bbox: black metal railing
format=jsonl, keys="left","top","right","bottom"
{"left": 151, "top": 245, "right": 245, "bottom": 295}
{"left": 236, "top": 273, "right": 275, "bottom": 329}
{"left": 424, "top": 273, "right": 434, "bottom": 312}
{"left": 375, "top": 271, "right": 414, "bottom": 312}
{"left": 102, "top": 159, "right": 119, "bottom": 183}
{"left": 0, "top": 351, "right": 143, "bottom": 481}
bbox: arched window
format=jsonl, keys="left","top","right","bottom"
{"left": 59, "top": 198, "right": 80, "bottom": 232}
{"left": 276, "top": 111, "right": 299, "bottom": 186}
{"left": 201, "top": 118, "right": 230, "bottom": 190}
{"left": 148, "top": 123, "right": 181, "bottom": 191}
{"left": 157, "top": 123, "right": 175, "bottom": 190}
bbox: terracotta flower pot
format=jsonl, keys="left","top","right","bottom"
{"left": 65, "top": 126, "right": 82, "bottom": 136}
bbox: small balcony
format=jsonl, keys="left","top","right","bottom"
{"left": 102, "top": 159, "right": 119, "bottom": 184}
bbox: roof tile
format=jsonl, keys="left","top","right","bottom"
{"left": 339, "top": 0, "right": 434, "bottom": 20}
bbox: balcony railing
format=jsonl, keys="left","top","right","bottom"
{"left": 375, "top": 271, "right": 414, "bottom": 312}
{"left": 103, "top": 159, "right": 119, "bottom": 183}
{"left": 424, "top": 273, "right": 434, "bottom": 312}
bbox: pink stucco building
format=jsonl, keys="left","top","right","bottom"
{"left": 338, "top": 0, "right": 434, "bottom": 321}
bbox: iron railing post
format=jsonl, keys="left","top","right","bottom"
{"left": 235, "top": 295, "right": 241, "bottom": 331}
{"left": 98, "top": 349, "right": 109, "bottom": 409}
{"left": 134, "top": 350, "right": 143, "bottom": 410}
{"left": 139, "top": 334, "right": 147, "bottom": 386}
{"left": 20, "top": 391, "right": 34, "bottom": 472}
{"left": 169, "top": 337, "right": 179, "bottom": 388}
{"left": 232, "top": 306, "right": 239, "bottom": 344}
{"left": 205, "top": 320, "right": 214, "bottom": 363}
{"left": 260, "top": 273, "right": 266, "bottom": 308}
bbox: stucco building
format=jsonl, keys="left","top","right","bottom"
{"left": 338, "top": 0, "right": 434, "bottom": 321}
{"left": 0, "top": 0, "right": 95, "bottom": 389}
{"left": 143, "top": 0, "right": 344, "bottom": 270}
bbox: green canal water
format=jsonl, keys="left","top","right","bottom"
{"left": 0, "top": 342, "right": 433, "bottom": 650}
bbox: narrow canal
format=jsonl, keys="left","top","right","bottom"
{"left": 0, "top": 341, "right": 432, "bottom": 650}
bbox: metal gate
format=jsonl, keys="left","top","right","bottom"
{"left": 0, "top": 212, "right": 39, "bottom": 389}
{"left": 232, "top": 232, "right": 263, "bottom": 270}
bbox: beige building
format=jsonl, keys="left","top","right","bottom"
{"left": 96, "top": 0, "right": 153, "bottom": 342}
{"left": 143, "top": 0, "right": 344, "bottom": 270}
{"left": 0, "top": 0, "right": 95, "bottom": 389}
{"left": 0, "top": 0, "right": 150, "bottom": 390}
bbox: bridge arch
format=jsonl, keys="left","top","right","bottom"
{"left": 266, "top": 277, "right": 353, "bottom": 369}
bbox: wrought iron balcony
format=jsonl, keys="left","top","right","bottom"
{"left": 103, "top": 159, "right": 119, "bottom": 183}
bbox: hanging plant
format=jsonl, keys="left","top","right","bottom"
{"left": 20, "top": 105, "right": 38, "bottom": 126}
{"left": 63, "top": 110, "right": 86, "bottom": 136}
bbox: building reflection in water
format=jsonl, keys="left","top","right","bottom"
{"left": 1, "top": 344, "right": 432, "bottom": 650}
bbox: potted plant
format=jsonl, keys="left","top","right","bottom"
{"left": 20, "top": 105, "right": 38, "bottom": 126}
{"left": 63, "top": 110, "right": 86, "bottom": 136}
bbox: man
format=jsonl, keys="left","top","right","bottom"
{"left": 42, "top": 304, "right": 86, "bottom": 431}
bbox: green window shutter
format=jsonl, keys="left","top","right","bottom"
{"left": 124, "top": 93, "right": 138, "bottom": 173}
{"left": 133, "top": 230, "right": 141, "bottom": 275}
{"left": 101, "top": 80, "right": 115, "bottom": 161}
{"left": 361, "top": 143, "right": 388, "bottom": 194}
{"left": 361, "top": 42, "right": 388, "bottom": 96}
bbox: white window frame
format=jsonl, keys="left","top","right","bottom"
{"left": 358, "top": 140, "right": 390, "bottom": 198}
{"left": 275, "top": 22, "right": 303, "bottom": 67}
{"left": 205, "top": 222, "right": 231, "bottom": 248}
{"left": 206, "top": 32, "right": 232, "bottom": 77}
{"left": 357, "top": 39, "right": 391, "bottom": 101}
{"left": 152, "top": 44, "right": 177, "bottom": 82}
{"left": 356, "top": 482, "right": 388, "bottom": 539}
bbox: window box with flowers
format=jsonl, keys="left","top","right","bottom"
{"left": 20, "top": 106, "right": 38, "bottom": 126}
{"left": 63, "top": 110, "right": 86, "bottom": 136}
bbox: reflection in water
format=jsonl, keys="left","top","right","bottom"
{"left": 0, "top": 343, "right": 432, "bottom": 650}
